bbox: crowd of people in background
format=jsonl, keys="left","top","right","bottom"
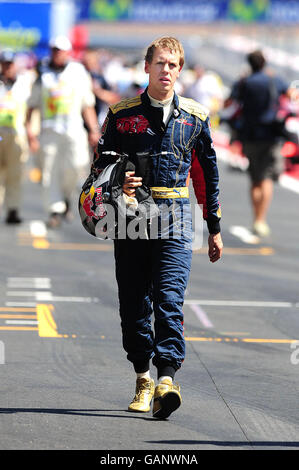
{"left": 0, "top": 37, "right": 227, "bottom": 228}
{"left": 0, "top": 35, "right": 297, "bottom": 235}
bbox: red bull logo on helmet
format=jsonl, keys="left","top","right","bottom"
{"left": 95, "top": 186, "right": 106, "bottom": 218}
{"left": 80, "top": 185, "right": 107, "bottom": 220}
{"left": 82, "top": 192, "right": 98, "bottom": 219}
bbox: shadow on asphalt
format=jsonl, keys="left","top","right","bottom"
{"left": 2, "top": 409, "right": 299, "bottom": 445}
{"left": 146, "top": 439, "right": 299, "bottom": 448}
{"left": 0, "top": 408, "right": 158, "bottom": 421}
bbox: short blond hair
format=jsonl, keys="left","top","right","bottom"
{"left": 145, "top": 36, "right": 185, "bottom": 68}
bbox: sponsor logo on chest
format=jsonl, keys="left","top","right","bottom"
{"left": 116, "top": 115, "right": 155, "bottom": 135}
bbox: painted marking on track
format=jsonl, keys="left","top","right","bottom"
{"left": 17, "top": 235, "right": 273, "bottom": 256}
{"left": 5, "top": 320, "right": 38, "bottom": 325}
{"left": 0, "top": 326, "right": 38, "bottom": 331}
{"left": 184, "top": 300, "right": 295, "bottom": 308}
{"left": 32, "top": 238, "right": 50, "bottom": 249}
{"left": 5, "top": 302, "right": 39, "bottom": 307}
{"left": 36, "top": 304, "right": 76, "bottom": 339}
{"left": 188, "top": 303, "right": 213, "bottom": 328}
{"left": 7, "top": 277, "right": 51, "bottom": 289}
{"left": 185, "top": 337, "right": 298, "bottom": 344}
{"left": 36, "top": 304, "right": 62, "bottom": 338}
{"left": 6, "top": 291, "right": 99, "bottom": 303}
{"left": 194, "top": 246, "right": 274, "bottom": 255}
{"left": 0, "top": 304, "right": 76, "bottom": 338}
{"left": 7, "top": 291, "right": 53, "bottom": 300}
{"left": 32, "top": 241, "right": 113, "bottom": 251}
{"left": 0, "top": 305, "right": 38, "bottom": 331}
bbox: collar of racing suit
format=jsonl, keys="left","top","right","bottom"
{"left": 140, "top": 88, "right": 181, "bottom": 134}
{"left": 147, "top": 91, "right": 174, "bottom": 126}
{"left": 141, "top": 87, "right": 180, "bottom": 114}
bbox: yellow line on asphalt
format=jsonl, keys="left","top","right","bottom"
{"left": 185, "top": 337, "right": 297, "bottom": 343}
{"left": 0, "top": 305, "right": 75, "bottom": 338}
{"left": 27, "top": 240, "right": 273, "bottom": 255}
{"left": 0, "top": 326, "right": 38, "bottom": 331}
{"left": 223, "top": 247, "right": 274, "bottom": 255}
{"left": 32, "top": 238, "right": 50, "bottom": 249}
{"left": 36, "top": 304, "right": 62, "bottom": 338}
{"left": 32, "top": 239, "right": 113, "bottom": 251}
{"left": 194, "top": 247, "right": 274, "bottom": 255}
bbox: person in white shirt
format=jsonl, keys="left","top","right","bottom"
{"left": 0, "top": 50, "right": 32, "bottom": 224}
{"left": 25, "top": 36, "right": 100, "bottom": 228}
{"left": 184, "top": 64, "right": 225, "bottom": 128}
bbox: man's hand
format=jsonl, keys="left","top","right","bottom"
{"left": 88, "top": 129, "right": 101, "bottom": 148}
{"left": 123, "top": 171, "right": 142, "bottom": 197}
{"left": 208, "top": 232, "right": 223, "bottom": 263}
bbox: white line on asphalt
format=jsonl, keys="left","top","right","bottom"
{"left": 6, "top": 292, "right": 99, "bottom": 303}
{"left": 188, "top": 303, "right": 214, "bottom": 328}
{"left": 7, "top": 277, "right": 51, "bottom": 289}
{"left": 48, "top": 296, "right": 100, "bottom": 303}
{"left": 184, "top": 300, "right": 295, "bottom": 308}
{"left": 5, "top": 302, "right": 38, "bottom": 307}
{"left": 5, "top": 320, "right": 39, "bottom": 325}
{"left": 6, "top": 291, "right": 53, "bottom": 300}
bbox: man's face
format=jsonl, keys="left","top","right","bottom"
{"left": 51, "top": 47, "right": 69, "bottom": 67}
{"left": 1, "top": 61, "right": 16, "bottom": 80}
{"left": 145, "top": 46, "right": 182, "bottom": 100}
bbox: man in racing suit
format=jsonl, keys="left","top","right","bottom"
{"left": 91, "top": 37, "right": 223, "bottom": 419}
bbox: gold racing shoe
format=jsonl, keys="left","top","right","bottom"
{"left": 153, "top": 378, "right": 182, "bottom": 419}
{"left": 128, "top": 377, "right": 155, "bottom": 412}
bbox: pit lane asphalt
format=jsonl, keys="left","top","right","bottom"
{"left": 0, "top": 152, "right": 298, "bottom": 452}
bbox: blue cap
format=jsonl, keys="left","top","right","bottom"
{"left": 0, "top": 50, "right": 15, "bottom": 62}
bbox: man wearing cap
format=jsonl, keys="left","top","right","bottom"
{"left": 25, "top": 36, "right": 100, "bottom": 227}
{"left": 0, "top": 50, "right": 32, "bottom": 224}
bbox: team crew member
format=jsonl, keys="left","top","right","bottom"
{"left": 91, "top": 37, "right": 223, "bottom": 419}
{"left": 25, "top": 36, "right": 100, "bottom": 228}
{"left": 0, "top": 50, "right": 32, "bottom": 224}
{"left": 230, "top": 50, "right": 289, "bottom": 237}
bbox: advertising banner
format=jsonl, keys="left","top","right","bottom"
{"left": 0, "top": 1, "right": 52, "bottom": 56}
{"left": 77, "top": 0, "right": 299, "bottom": 24}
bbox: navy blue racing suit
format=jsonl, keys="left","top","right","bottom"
{"left": 91, "top": 89, "right": 221, "bottom": 377}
